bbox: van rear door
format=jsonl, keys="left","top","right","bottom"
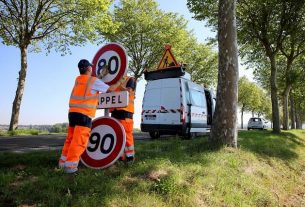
{"left": 159, "top": 78, "right": 181, "bottom": 125}
{"left": 142, "top": 80, "right": 161, "bottom": 125}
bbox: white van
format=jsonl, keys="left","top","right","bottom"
{"left": 141, "top": 67, "right": 215, "bottom": 139}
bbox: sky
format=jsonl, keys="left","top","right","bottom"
{"left": 0, "top": 0, "right": 253, "bottom": 128}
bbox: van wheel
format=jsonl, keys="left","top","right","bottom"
{"left": 149, "top": 131, "right": 160, "bottom": 139}
{"left": 184, "top": 132, "right": 195, "bottom": 140}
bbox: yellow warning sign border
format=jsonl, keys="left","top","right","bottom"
{"left": 157, "top": 45, "right": 180, "bottom": 70}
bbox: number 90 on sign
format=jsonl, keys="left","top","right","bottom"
{"left": 86, "top": 125, "right": 117, "bottom": 160}
{"left": 81, "top": 117, "right": 126, "bottom": 169}
{"left": 88, "top": 132, "right": 115, "bottom": 155}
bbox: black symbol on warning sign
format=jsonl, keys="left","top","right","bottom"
{"left": 162, "top": 56, "right": 176, "bottom": 68}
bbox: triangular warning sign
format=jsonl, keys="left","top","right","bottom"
{"left": 157, "top": 45, "right": 179, "bottom": 70}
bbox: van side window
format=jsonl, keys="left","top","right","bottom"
{"left": 184, "top": 82, "right": 191, "bottom": 104}
{"left": 190, "top": 90, "right": 206, "bottom": 107}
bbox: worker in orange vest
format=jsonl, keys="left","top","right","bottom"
{"left": 110, "top": 75, "right": 136, "bottom": 163}
{"left": 58, "top": 59, "right": 122, "bottom": 174}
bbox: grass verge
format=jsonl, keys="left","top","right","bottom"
{"left": 0, "top": 129, "right": 65, "bottom": 136}
{"left": 0, "top": 130, "right": 304, "bottom": 207}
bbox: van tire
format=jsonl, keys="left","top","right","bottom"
{"left": 183, "top": 132, "right": 195, "bottom": 140}
{"left": 149, "top": 131, "right": 160, "bottom": 139}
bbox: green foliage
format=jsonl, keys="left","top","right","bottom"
{"left": 1, "top": 130, "right": 305, "bottom": 206}
{"left": 188, "top": 0, "right": 305, "bottom": 131}
{"left": 239, "top": 76, "right": 272, "bottom": 119}
{"left": 103, "top": 0, "right": 188, "bottom": 79}
{"left": 238, "top": 76, "right": 256, "bottom": 112}
{"left": 0, "top": 0, "right": 117, "bottom": 51}
{"left": 0, "top": 124, "right": 67, "bottom": 136}
{"left": 102, "top": 0, "right": 218, "bottom": 85}
{"left": 1, "top": 129, "right": 42, "bottom": 136}
{"left": 1, "top": 0, "right": 118, "bottom": 131}
{"left": 182, "top": 43, "right": 218, "bottom": 87}
{"left": 187, "top": 0, "right": 218, "bottom": 29}
{"left": 49, "top": 123, "right": 68, "bottom": 133}
{"left": 151, "top": 175, "right": 177, "bottom": 195}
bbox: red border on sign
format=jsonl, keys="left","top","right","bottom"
{"left": 81, "top": 117, "right": 125, "bottom": 169}
{"left": 92, "top": 43, "right": 127, "bottom": 85}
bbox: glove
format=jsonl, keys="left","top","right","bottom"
{"left": 98, "top": 65, "right": 109, "bottom": 79}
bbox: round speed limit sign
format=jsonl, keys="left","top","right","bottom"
{"left": 92, "top": 43, "right": 128, "bottom": 85}
{"left": 81, "top": 117, "right": 126, "bottom": 169}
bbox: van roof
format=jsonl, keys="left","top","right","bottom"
{"left": 144, "top": 66, "right": 186, "bottom": 81}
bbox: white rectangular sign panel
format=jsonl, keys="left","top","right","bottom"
{"left": 97, "top": 91, "right": 129, "bottom": 109}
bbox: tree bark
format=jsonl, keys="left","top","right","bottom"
{"left": 9, "top": 46, "right": 28, "bottom": 131}
{"left": 282, "top": 84, "right": 291, "bottom": 130}
{"left": 210, "top": 0, "right": 238, "bottom": 148}
{"left": 295, "top": 107, "right": 302, "bottom": 129}
{"left": 241, "top": 107, "right": 244, "bottom": 129}
{"left": 290, "top": 94, "right": 295, "bottom": 129}
{"left": 269, "top": 56, "right": 281, "bottom": 133}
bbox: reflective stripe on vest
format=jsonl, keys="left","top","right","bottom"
{"left": 69, "top": 103, "right": 97, "bottom": 109}
{"left": 69, "top": 75, "right": 99, "bottom": 117}
{"left": 125, "top": 151, "right": 135, "bottom": 157}
{"left": 64, "top": 161, "right": 79, "bottom": 168}
{"left": 125, "top": 145, "right": 134, "bottom": 151}
{"left": 64, "top": 161, "right": 79, "bottom": 173}
{"left": 125, "top": 145, "right": 135, "bottom": 157}
{"left": 60, "top": 155, "right": 67, "bottom": 161}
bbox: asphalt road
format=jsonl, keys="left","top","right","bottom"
{"left": 0, "top": 133, "right": 151, "bottom": 153}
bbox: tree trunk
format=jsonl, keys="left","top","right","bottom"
{"left": 210, "top": 0, "right": 238, "bottom": 148}
{"left": 9, "top": 46, "right": 28, "bottom": 131}
{"left": 295, "top": 108, "right": 302, "bottom": 129}
{"left": 290, "top": 94, "right": 295, "bottom": 129}
{"left": 241, "top": 107, "right": 244, "bottom": 129}
{"left": 282, "top": 84, "right": 291, "bottom": 130}
{"left": 269, "top": 56, "right": 281, "bottom": 133}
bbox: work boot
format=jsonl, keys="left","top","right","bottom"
{"left": 126, "top": 156, "right": 135, "bottom": 165}
{"left": 65, "top": 171, "right": 78, "bottom": 184}
{"left": 118, "top": 156, "right": 125, "bottom": 162}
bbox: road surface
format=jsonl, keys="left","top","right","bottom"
{"left": 0, "top": 133, "right": 151, "bottom": 153}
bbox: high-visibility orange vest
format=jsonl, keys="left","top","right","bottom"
{"left": 110, "top": 76, "right": 135, "bottom": 113}
{"left": 69, "top": 75, "right": 99, "bottom": 117}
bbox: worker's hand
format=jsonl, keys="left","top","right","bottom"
{"left": 117, "top": 76, "right": 125, "bottom": 86}
{"left": 98, "top": 65, "right": 109, "bottom": 79}
{"left": 107, "top": 76, "right": 125, "bottom": 92}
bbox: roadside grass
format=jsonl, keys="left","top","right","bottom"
{"left": 0, "top": 129, "right": 65, "bottom": 136}
{"left": 0, "top": 130, "right": 304, "bottom": 207}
